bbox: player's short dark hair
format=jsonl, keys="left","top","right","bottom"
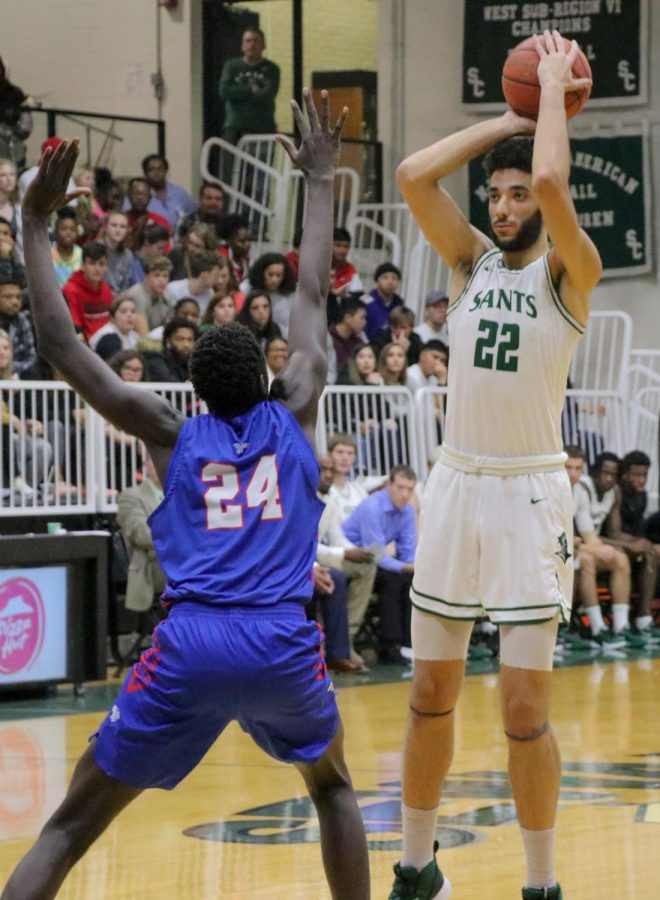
{"left": 220, "top": 214, "right": 250, "bottom": 241}
{"left": 247, "top": 252, "right": 296, "bottom": 294}
{"left": 389, "top": 464, "right": 416, "bottom": 483}
{"left": 82, "top": 242, "right": 107, "bottom": 262}
{"left": 174, "top": 297, "right": 200, "bottom": 314}
{"left": 142, "top": 153, "right": 169, "bottom": 173}
{"left": 56, "top": 206, "right": 77, "bottom": 223}
{"left": 338, "top": 296, "right": 366, "bottom": 320}
{"left": 200, "top": 181, "right": 223, "bottom": 197}
{"left": 0, "top": 273, "right": 21, "bottom": 289}
{"left": 0, "top": 216, "right": 12, "bottom": 229}
{"left": 243, "top": 26, "right": 266, "bottom": 43}
{"left": 374, "top": 262, "right": 401, "bottom": 280}
{"left": 422, "top": 339, "right": 448, "bottom": 355}
{"left": 163, "top": 316, "right": 198, "bottom": 346}
{"left": 621, "top": 450, "right": 651, "bottom": 473}
{"left": 483, "top": 136, "right": 534, "bottom": 178}
{"left": 128, "top": 176, "right": 150, "bottom": 191}
{"left": 189, "top": 322, "right": 267, "bottom": 418}
{"left": 592, "top": 451, "right": 620, "bottom": 475}
{"left": 333, "top": 227, "right": 352, "bottom": 243}
{"left": 188, "top": 251, "right": 220, "bottom": 278}
{"left": 141, "top": 223, "right": 170, "bottom": 246}
{"left": 565, "top": 444, "right": 585, "bottom": 460}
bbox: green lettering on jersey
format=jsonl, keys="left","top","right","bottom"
{"left": 496, "top": 290, "right": 511, "bottom": 311}
{"left": 478, "top": 289, "right": 494, "bottom": 309}
{"left": 525, "top": 294, "right": 537, "bottom": 318}
{"left": 468, "top": 291, "right": 482, "bottom": 312}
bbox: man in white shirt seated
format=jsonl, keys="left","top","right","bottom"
{"left": 565, "top": 446, "right": 640, "bottom": 650}
{"left": 163, "top": 250, "right": 220, "bottom": 317}
{"left": 413, "top": 289, "right": 448, "bottom": 344}
{"left": 316, "top": 454, "right": 376, "bottom": 671}
{"left": 405, "top": 339, "right": 448, "bottom": 393}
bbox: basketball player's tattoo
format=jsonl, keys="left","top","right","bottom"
{"left": 505, "top": 720, "right": 550, "bottom": 742}
{"left": 409, "top": 704, "right": 455, "bottom": 719}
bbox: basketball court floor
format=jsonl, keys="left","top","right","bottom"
{"left": 1, "top": 653, "right": 659, "bottom": 899}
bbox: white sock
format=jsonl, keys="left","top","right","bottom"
{"left": 521, "top": 826, "right": 556, "bottom": 889}
{"left": 401, "top": 802, "right": 439, "bottom": 870}
{"left": 612, "top": 603, "right": 630, "bottom": 634}
{"left": 635, "top": 615, "right": 652, "bottom": 631}
{"left": 586, "top": 605, "right": 605, "bottom": 636}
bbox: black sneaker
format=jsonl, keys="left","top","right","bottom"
{"left": 521, "top": 885, "right": 563, "bottom": 899}
{"left": 389, "top": 841, "right": 451, "bottom": 899}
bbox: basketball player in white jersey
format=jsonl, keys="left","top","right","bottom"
{"left": 388, "top": 32, "right": 600, "bottom": 900}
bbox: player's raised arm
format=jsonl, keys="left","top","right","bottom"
{"left": 396, "top": 110, "right": 536, "bottom": 277}
{"left": 532, "top": 30, "right": 602, "bottom": 321}
{"left": 21, "top": 141, "right": 183, "bottom": 450}
{"left": 274, "top": 89, "right": 347, "bottom": 445}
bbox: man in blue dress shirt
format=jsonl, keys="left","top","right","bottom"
{"left": 342, "top": 464, "right": 417, "bottom": 664}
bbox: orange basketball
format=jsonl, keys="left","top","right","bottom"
{"left": 502, "top": 36, "right": 591, "bottom": 120}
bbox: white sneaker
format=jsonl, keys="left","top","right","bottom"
{"left": 12, "top": 476, "right": 36, "bottom": 496}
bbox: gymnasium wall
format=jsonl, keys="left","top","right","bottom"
{"left": 2, "top": 1, "right": 203, "bottom": 192}
{"left": 377, "top": 0, "right": 660, "bottom": 347}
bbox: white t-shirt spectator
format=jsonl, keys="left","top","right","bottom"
{"left": 164, "top": 278, "right": 213, "bottom": 316}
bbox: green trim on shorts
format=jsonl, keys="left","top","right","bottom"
{"left": 411, "top": 585, "right": 482, "bottom": 608}
{"left": 411, "top": 599, "right": 478, "bottom": 622}
{"left": 493, "top": 614, "right": 560, "bottom": 625}
{"left": 486, "top": 602, "right": 562, "bottom": 611}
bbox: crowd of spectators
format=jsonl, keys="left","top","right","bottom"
{"left": 1, "top": 127, "right": 657, "bottom": 671}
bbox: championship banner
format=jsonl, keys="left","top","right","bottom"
{"left": 462, "top": 0, "right": 647, "bottom": 107}
{"left": 468, "top": 129, "right": 652, "bottom": 277}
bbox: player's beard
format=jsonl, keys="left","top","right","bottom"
{"left": 490, "top": 209, "right": 543, "bottom": 253}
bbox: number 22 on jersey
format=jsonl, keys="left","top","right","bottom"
{"left": 202, "top": 455, "right": 283, "bottom": 530}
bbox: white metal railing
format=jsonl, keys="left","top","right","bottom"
{"left": 349, "top": 216, "right": 402, "bottom": 285}
{"left": 2, "top": 380, "right": 657, "bottom": 516}
{"left": 200, "top": 134, "right": 359, "bottom": 258}
{"left": 1, "top": 380, "right": 96, "bottom": 515}
{"left": 403, "top": 236, "right": 452, "bottom": 322}
{"left": 316, "top": 385, "right": 419, "bottom": 479}
{"left": 569, "top": 310, "right": 633, "bottom": 395}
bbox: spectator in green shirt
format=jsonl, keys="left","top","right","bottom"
{"left": 218, "top": 28, "right": 280, "bottom": 144}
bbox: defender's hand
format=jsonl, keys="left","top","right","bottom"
{"left": 23, "top": 139, "right": 90, "bottom": 219}
{"left": 276, "top": 88, "right": 348, "bottom": 178}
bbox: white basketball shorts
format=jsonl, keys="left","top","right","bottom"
{"left": 411, "top": 462, "right": 574, "bottom": 625}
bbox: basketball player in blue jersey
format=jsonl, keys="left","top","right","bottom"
{"left": 389, "top": 33, "right": 600, "bottom": 900}
{"left": 2, "top": 92, "right": 370, "bottom": 900}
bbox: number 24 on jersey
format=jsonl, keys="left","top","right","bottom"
{"left": 202, "top": 454, "right": 283, "bottom": 530}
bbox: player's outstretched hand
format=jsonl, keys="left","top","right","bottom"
{"left": 276, "top": 88, "right": 348, "bottom": 179}
{"left": 533, "top": 29, "right": 592, "bottom": 94}
{"left": 23, "top": 139, "right": 90, "bottom": 219}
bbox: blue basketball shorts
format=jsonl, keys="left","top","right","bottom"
{"left": 93, "top": 601, "right": 339, "bottom": 790}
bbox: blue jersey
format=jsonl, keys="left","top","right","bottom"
{"left": 148, "top": 402, "right": 323, "bottom": 607}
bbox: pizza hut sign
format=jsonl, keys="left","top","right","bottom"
{"left": 0, "top": 578, "right": 45, "bottom": 676}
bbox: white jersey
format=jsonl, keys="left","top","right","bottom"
{"left": 443, "top": 248, "right": 584, "bottom": 462}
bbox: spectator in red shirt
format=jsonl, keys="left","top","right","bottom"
{"left": 62, "top": 242, "right": 113, "bottom": 339}
{"left": 331, "top": 227, "right": 363, "bottom": 295}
